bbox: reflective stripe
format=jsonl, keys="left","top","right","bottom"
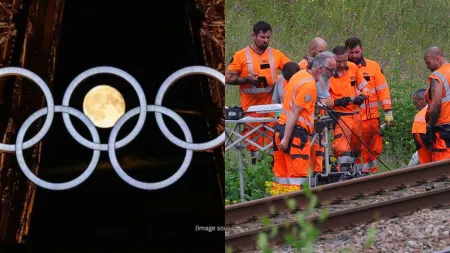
{"left": 376, "top": 83, "right": 388, "bottom": 91}
{"left": 245, "top": 46, "right": 254, "bottom": 75}
{"left": 369, "top": 88, "right": 376, "bottom": 94}
{"left": 381, "top": 99, "right": 391, "bottom": 105}
{"left": 274, "top": 177, "right": 289, "bottom": 184}
{"left": 243, "top": 46, "right": 277, "bottom": 94}
{"left": 415, "top": 115, "right": 426, "bottom": 122}
{"left": 432, "top": 71, "right": 450, "bottom": 103}
{"left": 357, "top": 81, "right": 367, "bottom": 90}
{"left": 268, "top": 48, "right": 276, "bottom": 84}
{"left": 288, "top": 177, "right": 308, "bottom": 185}
{"left": 242, "top": 86, "right": 274, "bottom": 94}
{"left": 278, "top": 75, "right": 285, "bottom": 103}
{"left": 360, "top": 101, "right": 379, "bottom": 109}
{"left": 337, "top": 155, "right": 356, "bottom": 164}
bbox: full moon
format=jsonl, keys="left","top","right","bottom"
{"left": 83, "top": 85, "right": 126, "bottom": 128}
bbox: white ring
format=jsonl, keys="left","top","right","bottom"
{"left": 15, "top": 106, "right": 100, "bottom": 190}
{"left": 61, "top": 66, "right": 147, "bottom": 151}
{"left": 0, "top": 67, "right": 55, "bottom": 152}
{"left": 154, "top": 66, "right": 225, "bottom": 151}
{"left": 108, "top": 105, "right": 193, "bottom": 190}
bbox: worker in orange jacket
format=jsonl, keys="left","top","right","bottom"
{"left": 411, "top": 88, "right": 432, "bottom": 164}
{"left": 298, "top": 37, "right": 329, "bottom": 174}
{"left": 226, "top": 21, "right": 291, "bottom": 164}
{"left": 345, "top": 37, "right": 394, "bottom": 173}
{"left": 329, "top": 46, "right": 369, "bottom": 173}
{"left": 272, "top": 62, "right": 301, "bottom": 104}
{"left": 423, "top": 47, "right": 450, "bottom": 162}
{"left": 272, "top": 52, "right": 336, "bottom": 192}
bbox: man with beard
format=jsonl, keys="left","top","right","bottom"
{"left": 345, "top": 37, "right": 394, "bottom": 173}
{"left": 271, "top": 52, "right": 336, "bottom": 193}
{"left": 328, "top": 46, "right": 369, "bottom": 173}
{"left": 411, "top": 88, "right": 431, "bottom": 164}
{"left": 226, "top": 21, "right": 291, "bottom": 164}
{"left": 423, "top": 47, "right": 450, "bottom": 162}
{"left": 298, "top": 37, "right": 328, "bottom": 70}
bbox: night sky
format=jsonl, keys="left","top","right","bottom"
{"left": 26, "top": 0, "right": 224, "bottom": 252}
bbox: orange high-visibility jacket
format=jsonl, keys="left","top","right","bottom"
{"left": 412, "top": 105, "right": 428, "bottom": 134}
{"left": 329, "top": 61, "right": 370, "bottom": 113}
{"left": 354, "top": 57, "right": 392, "bottom": 120}
{"left": 228, "top": 46, "right": 291, "bottom": 111}
{"left": 278, "top": 70, "right": 317, "bottom": 135}
{"left": 425, "top": 63, "right": 450, "bottom": 126}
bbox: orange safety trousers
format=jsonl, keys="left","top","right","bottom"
{"left": 357, "top": 118, "right": 383, "bottom": 173}
{"left": 332, "top": 113, "right": 362, "bottom": 171}
{"left": 309, "top": 136, "right": 324, "bottom": 173}
{"left": 241, "top": 111, "right": 275, "bottom": 152}
{"left": 272, "top": 124, "right": 310, "bottom": 193}
{"left": 413, "top": 133, "right": 432, "bottom": 164}
{"left": 430, "top": 128, "right": 450, "bottom": 162}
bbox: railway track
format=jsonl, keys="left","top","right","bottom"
{"left": 225, "top": 159, "right": 450, "bottom": 252}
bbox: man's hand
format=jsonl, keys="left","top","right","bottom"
{"left": 279, "top": 137, "right": 289, "bottom": 151}
{"left": 334, "top": 97, "right": 352, "bottom": 107}
{"left": 246, "top": 75, "right": 263, "bottom": 86}
{"left": 384, "top": 110, "right": 396, "bottom": 127}
{"left": 353, "top": 94, "right": 367, "bottom": 105}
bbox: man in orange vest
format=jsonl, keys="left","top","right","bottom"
{"left": 272, "top": 51, "right": 336, "bottom": 192}
{"left": 411, "top": 88, "right": 432, "bottom": 164}
{"left": 423, "top": 47, "right": 450, "bottom": 162}
{"left": 298, "top": 37, "right": 328, "bottom": 70}
{"left": 328, "top": 46, "right": 370, "bottom": 173}
{"left": 226, "top": 21, "right": 291, "bottom": 164}
{"left": 272, "top": 62, "right": 301, "bottom": 104}
{"left": 345, "top": 37, "right": 394, "bottom": 173}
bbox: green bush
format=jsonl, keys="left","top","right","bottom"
{"left": 225, "top": 152, "right": 274, "bottom": 204}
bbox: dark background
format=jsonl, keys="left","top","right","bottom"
{"left": 23, "top": 0, "right": 224, "bottom": 252}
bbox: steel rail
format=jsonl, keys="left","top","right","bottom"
{"left": 226, "top": 159, "right": 450, "bottom": 225}
{"left": 225, "top": 185, "right": 450, "bottom": 252}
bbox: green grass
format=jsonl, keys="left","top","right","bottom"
{"left": 225, "top": 0, "right": 450, "bottom": 169}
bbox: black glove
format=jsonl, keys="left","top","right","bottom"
{"left": 353, "top": 94, "right": 367, "bottom": 105}
{"left": 334, "top": 97, "right": 352, "bottom": 107}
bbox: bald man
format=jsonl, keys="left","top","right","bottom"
{"left": 298, "top": 37, "right": 328, "bottom": 70}
{"left": 423, "top": 47, "right": 450, "bottom": 162}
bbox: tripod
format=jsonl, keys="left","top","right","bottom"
{"left": 307, "top": 114, "right": 363, "bottom": 187}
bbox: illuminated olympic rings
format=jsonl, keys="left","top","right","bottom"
{"left": 0, "top": 66, "right": 225, "bottom": 191}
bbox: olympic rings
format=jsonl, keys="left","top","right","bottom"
{"left": 0, "top": 66, "right": 225, "bottom": 191}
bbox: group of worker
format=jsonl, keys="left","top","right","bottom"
{"left": 225, "top": 20, "right": 450, "bottom": 191}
